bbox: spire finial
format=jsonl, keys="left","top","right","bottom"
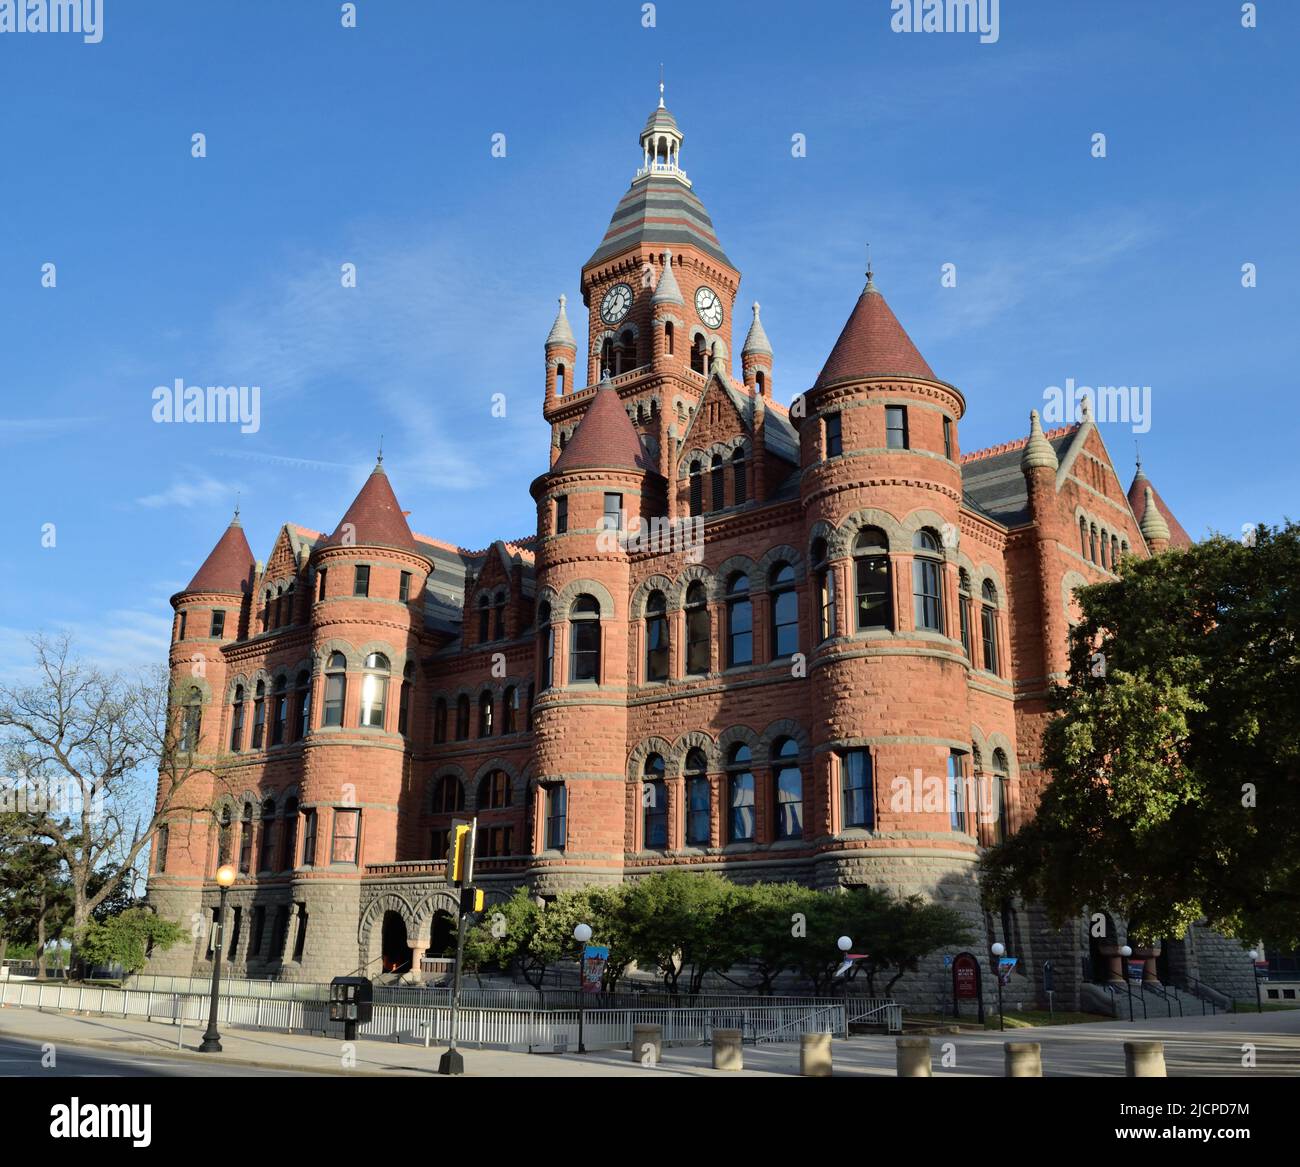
{"left": 659, "top": 63, "right": 665, "bottom": 108}
{"left": 1135, "top": 439, "right": 1142, "bottom": 473}
{"left": 377, "top": 435, "right": 384, "bottom": 467}
{"left": 233, "top": 492, "right": 241, "bottom": 524}
{"left": 559, "top": 292, "right": 566, "bottom": 308}
{"left": 865, "top": 242, "right": 874, "bottom": 289}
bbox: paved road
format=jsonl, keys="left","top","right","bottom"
{"left": 0, "top": 1033, "right": 325, "bottom": 1077}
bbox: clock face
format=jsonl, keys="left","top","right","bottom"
{"left": 600, "top": 283, "right": 634, "bottom": 325}
{"left": 695, "top": 285, "right": 724, "bottom": 329}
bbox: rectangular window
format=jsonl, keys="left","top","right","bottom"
{"left": 943, "top": 416, "right": 953, "bottom": 460}
{"left": 602, "top": 492, "right": 623, "bottom": 532}
{"left": 331, "top": 809, "right": 360, "bottom": 864}
{"left": 982, "top": 604, "right": 1000, "bottom": 674}
{"left": 317, "top": 568, "right": 327, "bottom": 601}
{"left": 399, "top": 572, "right": 411, "bottom": 603}
{"left": 323, "top": 674, "right": 345, "bottom": 727}
{"left": 545, "top": 785, "right": 567, "bottom": 851}
{"left": 841, "top": 749, "right": 874, "bottom": 830}
{"left": 178, "top": 611, "right": 187, "bottom": 640}
{"left": 886, "top": 406, "right": 909, "bottom": 449}
{"left": 477, "top": 825, "right": 513, "bottom": 858}
{"left": 824, "top": 412, "right": 842, "bottom": 458}
{"left": 959, "top": 593, "right": 973, "bottom": 661}
{"left": 271, "top": 693, "right": 287, "bottom": 746}
{"left": 818, "top": 569, "right": 836, "bottom": 642}
{"left": 302, "top": 810, "right": 317, "bottom": 866}
{"left": 948, "top": 751, "right": 970, "bottom": 833}
{"left": 555, "top": 495, "right": 568, "bottom": 534}
{"left": 686, "top": 605, "right": 710, "bottom": 675}
{"left": 227, "top": 906, "right": 242, "bottom": 960}
{"left": 728, "top": 772, "right": 755, "bottom": 843}
{"left": 250, "top": 905, "right": 265, "bottom": 956}
{"left": 270, "top": 906, "right": 289, "bottom": 958}
{"left": 430, "top": 828, "right": 450, "bottom": 862}
{"left": 913, "top": 558, "right": 944, "bottom": 632}
{"left": 210, "top": 610, "right": 225, "bottom": 639}
{"left": 353, "top": 565, "right": 370, "bottom": 597}
{"left": 293, "top": 906, "right": 308, "bottom": 961}
{"left": 686, "top": 777, "right": 711, "bottom": 846}
{"left": 154, "top": 824, "right": 169, "bottom": 873}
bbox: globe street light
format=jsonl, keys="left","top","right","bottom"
{"left": 574, "top": 922, "right": 593, "bottom": 1053}
{"left": 1248, "top": 949, "right": 1262, "bottom": 1013}
{"left": 199, "top": 864, "right": 237, "bottom": 1053}
{"left": 1119, "top": 945, "right": 1136, "bottom": 1022}
{"left": 990, "top": 943, "right": 1006, "bottom": 1031}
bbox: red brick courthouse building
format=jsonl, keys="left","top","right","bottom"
{"left": 146, "top": 96, "right": 1251, "bottom": 1008}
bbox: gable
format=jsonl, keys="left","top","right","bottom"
{"left": 675, "top": 371, "right": 752, "bottom": 475}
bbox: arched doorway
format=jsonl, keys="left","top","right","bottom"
{"left": 381, "top": 910, "right": 408, "bottom": 973}
{"left": 426, "top": 910, "right": 455, "bottom": 958}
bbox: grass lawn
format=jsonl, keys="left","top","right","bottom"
{"left": 982, "top": 1009, "right": 1117, "bottom": 1029}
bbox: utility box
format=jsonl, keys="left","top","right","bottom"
{"left": 329, "top": 976, "right": 373, "bottom": 1031}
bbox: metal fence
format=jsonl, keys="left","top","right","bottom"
{"left": 0, "top": 980, "right": 889, "bottom": 1048}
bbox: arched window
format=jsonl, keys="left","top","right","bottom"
{"left": 259, "top": 798, "right": 277, "bottom": 871}
{"left": 958, "top": 570, "right": 973, "bottom": 661}
{"left": 270, "top": 674, "right": 288, "bottom": 746}
{"left": 281, "top": 796, "right": 299, "bottom": 870}
{"left": 644, "top": 590, "right": 669, "bottom": 682}
{"left": 569, "top": 594, "right": 601, "bottom": 683}
{"left": 726, "top": 743, "right": 755, "bottom": 843}
{"left": 813, "top": 538, "right": 836, "bottom": 643}
{"left": 398, "top": 662, "right": 413, "bottom": 736}
{"left": 455, "top": 694, "right": 470, "bottom": 741}
{"left": 685, "top": 580, "right": 710, "bottom": 675}
{"left": 855, "top": 527, "right": 892, "bottom": 630}
{"left": 642, "top": 753, "right": 667, "bottom": 850}
{"left": 230, "top": 685, "right": 245, "bottom": 752}
{"left": 478, "top": 594, "right": 491, "bottom": 642}
{"left": 991, "top": 749, "right": 1010, "bottom": 844}
{"left": 479, "top": 769, "right": 510, "bottom": 809}
{"left": 711, "top": 454, "right": 725, "bottom": 511}
{"left": 538, "top": 601, "right": 555, "bottom": 689}
{"left": 1090, "top": 523, "right": 1099, "bottom": 564}
{"left": 434, "top": 775, "right": 465, "bottom": 813}
{"left": 293, "top": 671, "right": 310, "bottom": 742}
{"left": 317, "top": 568, "right": 327, "bottom": 601}
{"left": 619, "top": 328, "right": 636, "bottom": 372}
{"left": 726, "top": 573, "right": 753, "bottom": 667}
{"left": 1080, "top": 517, "right": 1088, "bottom": 558}
{"left": 285, "top": 581, "right": 295, "bottom": 624}
{"left": 273, "top": 586, "right": 283, "bottom": 630}
{"left": 252, "top": 680, "right": 266, "bottom": 747}
{"left": 503, "top": 685, "right": 518, "bottom": 734}
{"left": 664, "top": 320, "right": 674, "bottom": 356}
{"left": 685, "top": 748, "right": 710, "bottom": 846}
{"left": 841, "top": 749, "right": 873, "bottom": 830}
{"left": 1121, "top": 539, "right": 1129, "bottom": 556}
{"left": 912, "top": 530, "right": 944, "bottom": 632}
{"left": 690, "top": 333, "right": 707, "bottom": 374}
{"left": 493, "top": 591, "right": 506, "bottom": 640}
{"left": 238, "top": 802, "right": 254, "bottom": 873}
{"left": 731, "top": 448, "right": 747, "bottom": 505}
{"left": 360, "top": 652, "right": 389, "bottom": 729}
{"left": 755, "top": 369, "right": 766, "bottom": 396}
{"left": 478, "top": 690, "right": 494, "bottom": 737}
{"left": 434, "top": 697, "right": 448, "bottom": 744}
{"left": 689, "top": 461, "right": 703, "bottom": 515}
{"left": 772, "top": 737, "right": 802, "bottom": 841}
{"left": 980, "top": 580, "right": 1000, "bottom": 674}
{"left": 181, "top": 686, "right": 203, "bottom": 752}
{"left": 1111, "top": 534, "right": 1120, "bottom": 566}
{"left": 556, "top": 363, "right": 566, "bottom": 395}
{"left": 947, "top": 751, "right": 970, "bottom": 833}
{"left": 261, "top": 589, "right": 272, "bottom": 633}
{"left": 1100, "top": 528, "right": 1109, "bottom": 569}
{"left": 769, "top": 562, "right": 798, "bottom": 659}
{"left": 323, "top": 653, "right": 347, "bottom": 727}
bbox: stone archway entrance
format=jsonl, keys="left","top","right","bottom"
{"left": 426, "top": 910, "right": 455, "bottom": 958}
{"left": 381, "top": 910, "right": 409, "bottom": 973}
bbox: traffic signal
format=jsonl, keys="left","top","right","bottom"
{"left": 447, "top": 822, "right": 473, "bottom": 886}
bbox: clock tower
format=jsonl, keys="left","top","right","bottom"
{"left": 544, "top": 85, "right": 742, "bottom": 481}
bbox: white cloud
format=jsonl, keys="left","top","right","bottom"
{"left": 136, "top": 473, "right": 236, "bottom": 510}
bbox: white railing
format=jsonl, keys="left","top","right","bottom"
{"left": 845, "top": 998, "right": 904, "bottom": 1034}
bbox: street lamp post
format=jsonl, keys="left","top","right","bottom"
{"left": 990, "top": 943, "right": 1005, "bottom": 1031}
{"left": 837, "top": 936, "right": 852, "bottom": 1036}
{"left": 1248, "top": 950, "right": 1262, "bottom": 1013}
{"left": 1119, "top": 945, "right": 1134, "bottom": 1021}
{"left": 574, "top": 922, "right": 592, "bottom": 1054}
{"left": 198, "top": 864, "right": 237, "bottom": 1053}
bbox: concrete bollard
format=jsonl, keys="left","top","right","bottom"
{"left": 711, "top": 1028, "right": 743, "bottom": 1071}
{"left": 1124, "top": 1041, "right": 1167, "bottom": 1077}
{"left": 896, "top": 1037, "right": 932, "bottom": 1077}
{"left": 1004, "top": 1042, "right": 1042, "bottom": 1077}
{"left": 800, "top": 1032, "right": 833, "bottom": 1077}
{"left": 632, "top": 1023, "right": 663, "bottom": 1066}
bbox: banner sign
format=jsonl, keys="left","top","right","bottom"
{"left": 1126, "top": 959, "right": 1145, "bottom": 983}
{"left": 997, "top": 957, "right": 1018, "bottom": 986}
{"left": 953, "top": 952, "right": 980, "bottom": 999}
{"left": 581, "top": 945, "right": 609, "bottom": 993}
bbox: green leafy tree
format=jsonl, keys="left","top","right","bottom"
{"left": 78, "top": 908, "right": 185, "bottom": 977}
{"left": 983, "top": 523, "right": 1300, "bottom": 949}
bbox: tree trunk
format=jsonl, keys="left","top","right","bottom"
{"left": 36, "top": 899, "right": 48, "bottom": 980}
{"left": 68, "top": 901, "right": 90, "bottom": 982}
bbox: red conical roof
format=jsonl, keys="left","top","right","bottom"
{"left": 324, "top": 464, "right": 422, "bottom": 552}
{"left": 185, "top": 517, "right": 254, "bottom": 594}
{"left": 551, "top": 383, "right": 651, "bottom": 474}
{"left": 814, "top": 280, "right": 935, "bottom": 387}
{"left": 1127, "top": 470, "right": 1193, "bottom": 549}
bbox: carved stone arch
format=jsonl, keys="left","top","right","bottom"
{"left": 969, "top": 724, "right": 991, "bottom": 764}
{"left": 244, "top": 666, "right": 271, "bottom": 693}
{"left": 226, "top": 673, "right": 251, "bottom": 701}
{"left": 287, "top": 656, "right": 313, "bottom": 681}
{"left": 671, "top": 562, "right": 713, "bottom": 610}
{"left": 411, "top": 890, "right": 462, "bottom": 940}
{"left": 279, "top": 783, "right": 302, "bottom": 805}
{"left": 677, "top": 446, "right": 710, "bottom": 479}
{"left": 973, "top": 563, "right": 1006, "bottom": 603}
{"left": 713, "top": 554, "right": 758, "bottom": 601}
{"left": 593, "top": 327, "right": 620, "bottom": 351}
{"left": 1061, "top": 570, "right": 1089, "bottom": 626}
{"left": 759, "top": 718, "right": 811, "bottom": 764}
{"left": 755, "top": 544, "right": 804, "bottom": 588}
{"left": 355, "top": 639, "right": 404, "bottom": 672}
{"left": 426, "top": 765, "right": 468, "bottom": 814}
{"left": 535, "top": 584, "right": 560, "bottom": 612}
{"left": 357, "top": 891, "right": 418, "bottom": 955}
{"left": 986, "top": 734, "right": 1017, "bottom": 779}
{"left": 717, "top": 724, "right": 761, "bottom": 763}
{"left": 672, "top": 730, "right": 717, "bottom": 774}
{"left": 835, "top": 507, "right": 907, "bottom": 559}
{"left": 471, "top": 757, "right": 522, "bottom": 809}
{"left": 315, "top": 639, "right": 359, "bottom": 671}
{"left": 630, "top": 573, "right": 675, "bottom": 620}
{"left": 807, "top": 520, "right": 836, "bottom": 561}
{"left": 554, "top": 577, "right": 617, "bottom": 620}
{"left": 627, "top": 737, "right": 675, "bottom": 780}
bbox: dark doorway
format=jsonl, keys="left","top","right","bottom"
{"left": 381, "top": 911, "right": 409, "bottom": 973}
{"left": 426, "top": 910, "right": 455, "bottom": 958}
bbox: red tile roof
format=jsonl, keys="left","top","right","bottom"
{"left": 185, "top": 520, "right": 255, "bottom": 594}
{"left": 323, "top": 465, "right": 422, "bottom": 552}
{"left": 1127, "top": 472, "right": 1193, "bottom": 548}
{"left": 815, "top": 283, "right": 935, "bottom": 388}
{"left": 551, "top": 383, "right": 651, "bottom": 473}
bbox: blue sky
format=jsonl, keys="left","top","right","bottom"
{"left": 1, "top": 0, "right": 1296, "bottom": 679}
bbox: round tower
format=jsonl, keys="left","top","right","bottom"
{"left": 741, "top": 301, "right": 773, "bottom": 396}
{"left": 544, "top": 294, "right": 577, "bottom": 413}
{"left": 796, "top": 269, "right": 976, "bottom": 914}
{"left": 528, "top": 382, "right": 658, "bottom": 895}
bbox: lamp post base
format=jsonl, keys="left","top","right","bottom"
{"left": 437, "top": 1048, "right": 464, "bottom": 1076}
{"left": 198, "top": 1032, "right": 223, "bottom": 1054}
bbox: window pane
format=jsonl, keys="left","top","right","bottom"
{"left": 646, "top": 613, "right": 669, "bottom": 681}
{"left": 775, "top": 765, "right": 802, "bottom": 839}
{"left": 331, "top": 809, "right": 360, "bottom": 863}
{"left": 842, "top": 750, "right": 873, "bottom": 829}
{"left": 727, "top": 599, "right": 752, "bottom": 667}
{"left": 728, "top": 772, "right": 754, "bottom": 842}
{"left": 772, "top": 588, "right": 798, "bottom": 658}
{"left": 643, "top": 781, "right": 667, "bottom": 849}
{"left": 687, "top": 777, "right": 710, "bottom": 845}
{"left": 856, "top": 556, "right": 891, "bottom": 629}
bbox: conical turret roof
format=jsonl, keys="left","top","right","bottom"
{"left": 814, "top": 276, "right": 935, "bottom": 388}
{"left": 742, "top": 302, "right": 773, "bottom": 356}
{"left": 546, "top": 294, "right": 576, "bottom": 348}
{"left": 1127, "top": 466, "right": 1192, "bottom": 548}
{"left": 652, "top": 250, "right": 685, "bottom": 306}
{"left": 551, "top": 382, "right": 651, "bottom": 474}
{"left": 323, "top": 462, "right": 422, "bottom": 553}
{"left": 184, "top": 513, "right": 255, "bottom": 594}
